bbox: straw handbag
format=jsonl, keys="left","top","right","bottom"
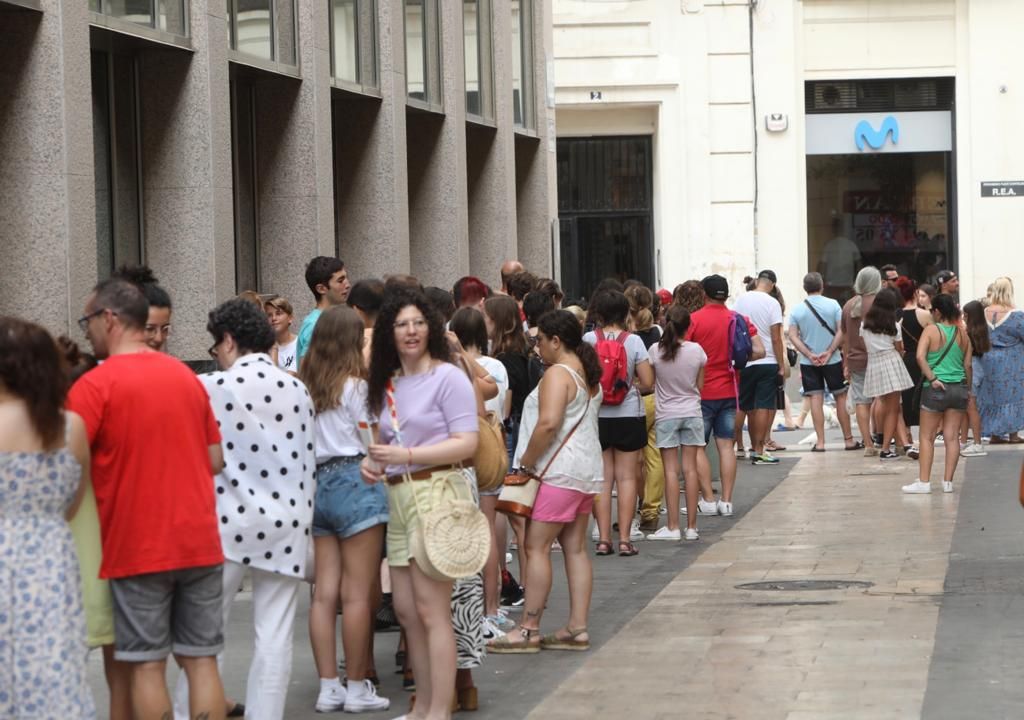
{"left": 496, "top": 399, "right": 590, "bottom": 518}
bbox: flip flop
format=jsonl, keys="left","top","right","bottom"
{"left": 811, "top": 446, "right": 826, "bottom": 453}
{"left": 844, "top": 438, "right": 865, "bottom": 450}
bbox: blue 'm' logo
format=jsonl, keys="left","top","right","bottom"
{"left": 854, "top": 116, "right": 899, "bottom": 151}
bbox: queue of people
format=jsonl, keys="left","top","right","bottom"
{"left": 2, "top": 255, "right": 1022, "bottom": 720}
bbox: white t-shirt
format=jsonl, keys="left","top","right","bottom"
{"left": 314, "top": 377, "right": 371, "bottom": 462}
{"left": 477, "top": 355, "right": 509, "bottom": 419}
{"left": 860, "top": 324, "right": 902, "bottom": 355}
{"left": 276, "top": 338, "right": 298, "bottom": 372}
{"left": 649, "top": 341, "right": 707, "bottom": 422}
{"left": 583, "top": 330, "right": 649, "bottom": 418}
{"left": 734, "top": 290, "right": 784, "bottom": 367}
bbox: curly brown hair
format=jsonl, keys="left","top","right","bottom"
{"left": 673, "top": 280, "right": 705, "bottom": 313}
{"left": 0, "top": 317, "right": 69, "bottom": 449}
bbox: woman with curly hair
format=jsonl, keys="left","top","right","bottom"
{"left": 362, "top": 287, "right": 479, "bottom": 719}
{"left": 673, "top": 280, "right": 706, "bottom": 314}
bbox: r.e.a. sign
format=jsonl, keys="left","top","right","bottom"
{"left": 981, "top": 181, "right": 1024, "bottom": 197}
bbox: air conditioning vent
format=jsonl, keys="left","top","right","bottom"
{"left": 805, "top": 78, "right": 954, "bottom": 114}
{"left": 812, "top": 82, "right": 856, "bottom": 110}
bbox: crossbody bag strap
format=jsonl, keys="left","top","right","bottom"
{"left": 536, "top": 388, "right": 591, "bottom": 480}
{"left": 804, "top": 299, "right": 836, "bottom": 336}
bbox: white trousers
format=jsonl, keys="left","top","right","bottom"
{"left": 173, "top": 561, "right": 300, "bottom": 720}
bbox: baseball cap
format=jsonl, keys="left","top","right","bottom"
{"left": 757, "top": 269, "right": 777, "bottom": 284}
{"left": 656, "top": 288, "right": 672, "bottom": 307}
{"left": 936, "top": 269, "right": 957, "bottom": 286}
{"left": 702, "top": 274, "right": 729, "bottom": 301}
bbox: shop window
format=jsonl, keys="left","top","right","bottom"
{"left": 511, "top": 0, "right": 533, "bottom": 129}
{"left": 464, "top": 0, "right": 493, "bottom": 121}
{"left": 228, "top": 0, "right": 297, "bottom": 67}
{"left": 91, "top": 0, "right": 187, "bottom": 37}
{"left": 405, "top": 0, "right": 442, "bottom": 111}
{"left": 331, "top": 0, "right": 378, "bottom": 91}
{"left": 91, "top": 49, "right": 144, "bottom": 280}
{"left": 230, "top": 72, "right": 261, "bottom": 293}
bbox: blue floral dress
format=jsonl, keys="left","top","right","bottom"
{"left": 977, "top": 309, "right": 1024, "bottom": 436}
{"left": 0, "top": 449, "right": 95, "bottom": 718}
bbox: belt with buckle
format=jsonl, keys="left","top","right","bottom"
{"left": 385, "top": 462, "right": 473, "bottom": 486}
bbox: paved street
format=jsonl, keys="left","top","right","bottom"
{"left": 87, "top": 433, "right": 1024, "bottom": 719}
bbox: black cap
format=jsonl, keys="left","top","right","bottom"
{"left": 702, "top": 274, "right": 729, "bottom": 301}
{"left": 757, "top": 269, "right": 778, "bottom": 284}
{"left": 936, "top": 269, "right": 957, "bottom": 286}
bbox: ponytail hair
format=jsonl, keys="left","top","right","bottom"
{"left": 658, "top": 306, "right": 691, "bottom": 362}
{"left": 537, "top": 310, "right": 602, "bottom": 389}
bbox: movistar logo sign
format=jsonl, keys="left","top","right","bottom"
{"left": 854, "top": 116, "right": 899, "bottom": 151}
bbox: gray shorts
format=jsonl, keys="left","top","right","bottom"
{"left": 848, "top": 370, "right": 872, "bottom": 406}
{"left": 110, "top": 564, "right": 224, "bottom": 662}
{"left": 921, "top": 381, "right": 969, "bottom": 414}
{"left": 654, "top": 417, "right": 705, "bottom": 448}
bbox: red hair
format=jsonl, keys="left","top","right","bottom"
{"left": 894, "top": 276, "right": 916, "bottom": 302}
{"left": 453, "top": 276, "right": 489, "bottom": 307}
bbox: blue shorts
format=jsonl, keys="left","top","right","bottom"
{"left": 701, "top": 398, "right": 737, "bottom": 443}
{"left": 313, "top": 455, "right": 389, "bottom": 539}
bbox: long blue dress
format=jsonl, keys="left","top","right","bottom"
{"left": 977, "top": 309, "right": 1024, "bottom": 436}
{"left": 0, "top": 448, "right": 95, "bottom": 718}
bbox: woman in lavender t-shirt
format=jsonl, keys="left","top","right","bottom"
{"left": 361, "top": 287, "right": 479, "bottom": 719}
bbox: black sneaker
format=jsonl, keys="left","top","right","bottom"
{"left": 871, "top": 433, "right": 883, "bottom": 448}
{"left": 879, "top": 449, "right": 899, "bottom": 460}
{"left": 374, "top": 595, "right": 400, "bottom": 632}
{"left": 500, "top": 569, "right": 525, "bottom": 608}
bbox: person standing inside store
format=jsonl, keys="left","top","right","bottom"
{"left": 788, "top": 272, "right": 856, "bottom": 452}
{"left": 69, "top": 278, "right": 228, "bottom": 720}
{"left": 734, "top": 270, "right": 785, "bottom": 465}
{"left": 819, "top": 218, "right": 862, "bottom": 306}
{"left": 296, "top": 256, "right": 352, "bottom": 364}
{"left": 841, "top": 266, "right": 883, "bottom": 456}
{"left": 686, "top": 275, "right": 764, "bottom": 517}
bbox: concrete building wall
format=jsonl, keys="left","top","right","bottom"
{"left": 554, "top": 0, "right": 1024, "bottom": 304}
{"left": 0, "top": 0, "right": 557, "bottom": 359}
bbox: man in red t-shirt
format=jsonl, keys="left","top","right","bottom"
{"left": 686, "top": 275, "right": 764, "bottom": 517}
{"left": 68, "top": 278, "right": 227, "bottom": 720}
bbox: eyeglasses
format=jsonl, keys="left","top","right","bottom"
{"left": 145, "top": 323, "right": 172, "bottom": 337}
{"left": 393, "top": 318, "right": 428, "bottom": 331}
{"left": 77, "top": 308, "right": 106, "bottom": 333}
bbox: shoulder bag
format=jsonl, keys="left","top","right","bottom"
{"left": 453, "top": 355, "right": 509, "bottom": 493}
{"left": 385, "top": 376, "right": 491, "bottom": 583}
{"left": 496, "top": 383, "right": 591, "bottom": 519}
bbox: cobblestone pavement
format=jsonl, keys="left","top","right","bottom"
{"left": 86, "top": 432, "right": 1024, "bottom": 719}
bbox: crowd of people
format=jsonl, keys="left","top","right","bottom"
{"left": 2, "top": 254, "right": 1023, "bottom": 720}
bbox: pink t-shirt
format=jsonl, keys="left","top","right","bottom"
{"left": 376, "top": 362, "right": 478, "bottom": 475}
{"left": 649, "top": 341, "right": 707, "bottom": 422}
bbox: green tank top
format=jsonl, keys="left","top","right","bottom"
{"left": 925, "top": 324, "right": 965, "bottom": 384}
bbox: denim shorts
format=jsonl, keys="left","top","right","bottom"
{"left": 921, "top": 381, "right": 969, "bottom": 414}
{"left": 701, "top": 398, "right": 737, "bottom": 442}
{"left": 313, "top": 455, "right": 389, "bottom": 539}
{"left": 109, "top": 564, "right": 224, "bottom": 662}
{"left": 654, "top": 417, "right": 706, "bottom": 448}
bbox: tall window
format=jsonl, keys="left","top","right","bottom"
{"left": 91, "top": 49, "right": 143, "bottom": 279}
{"left": 464, "top": 0, "right": 493, "bottom": 120}
{"left": 90, "top": 0, "right": 188, "bottom": 37}
{"left": 231, "top": 73, "right": 261, "bottom": 293}
{"left": 511, "top": 0, "right": 534, "bottom": 129}
{"left": 228, "top": 0, "right": 298, "bottom": 67}
{"left": 405, "top": 0, "right": 442, "bottom": 111}
{"left": 331, "top": 0, "right": 378, "bottom": 91}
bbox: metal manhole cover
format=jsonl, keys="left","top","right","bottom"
{"left": 735, "top": 580, "right": 874, "bottom": 591}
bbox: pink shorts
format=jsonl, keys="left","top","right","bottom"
{"left": 531, "top": 484, "right": 595, "bottom": 524}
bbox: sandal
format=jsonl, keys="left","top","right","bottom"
{"left": 810, "top": 446, "right": 826, "bottom": 453}
{"left": 765, "top": 440, "right": 786, "bottom": 452}
{"left": 595, "top": 540, "right": 613, "bottom": 556}
{"left": 618, "top": 541, "right": 638, "bottom": 557}
{"left": 844, "top": 437, "right": 864, "bottom": 450}
{"left": 487, "top": 626, "right": 541, "bottom": 654}
{"left": 541, "top": 627, "right": 591, "bottom": 651}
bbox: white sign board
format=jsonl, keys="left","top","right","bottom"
{"left": 805, "top": 111, "right": 952, "bottom": 155}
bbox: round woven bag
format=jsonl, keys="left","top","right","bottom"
{"left": 409, "top": 472, "right": 492, "bottom": 582}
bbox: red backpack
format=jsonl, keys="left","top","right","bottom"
{"left": 594, "top": 329, "right": 631, "bottom": 406}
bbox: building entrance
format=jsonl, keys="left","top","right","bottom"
{"left": 556, "top": 136, "right": 654, "bottom": 301}
{"left": 805, "top": 78, "right": 955, "bottom": 305}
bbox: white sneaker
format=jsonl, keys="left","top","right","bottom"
{"left": 629, "top": 518, "right": 644, "bottom": 540}
{"left": 482, "top": 615, "right": 506, "bottom": 640}
{"left": 659, "top": 506, "right": 667, "bottom": 515}
{"left": 316, "top": 682, "right": 347, "bottom": 712}
{"left": 344, "top": 679, "right": 390, "bottom": 713}
{"left": 699, "top": 499, "right": 719, "bottom": 514}
{"left": 943, "top": 481, "right": 954, "bottom": 493}
{"left": 961, "top": 442, "right": 987, "bottom": 457}
{"left": 717, "top": 500, "right": 734, "bottom": 517}
{"left": 591, "top": 525, "right": 599, "bottom": 541}
{"left": 683, "top": 528, "right": 699, "bottom": 541}
{"left": 901, "top": 480, "right": 932, "bottom": 494}
{"left": 647, "top": 526, "right": 681, "bottom": 541}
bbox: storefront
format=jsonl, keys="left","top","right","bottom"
{"left": 805, "top": 78, "right": 956, "bottom": 303}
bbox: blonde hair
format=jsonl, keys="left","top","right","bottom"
{"left": 564, "top": 305, "right": 586, "bottom": 327}
{"left": 989, "top": 276, "right": 1015, "bottom": 308}
{"left": 264, "top": 295, "right": 294, "bottom": 316}
{"left": 299, "top": 306, "right": 366, "bottom": 413}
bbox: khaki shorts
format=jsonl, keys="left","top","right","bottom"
{"left": 385, "top": 468, "right": 476, "bottom": 568}
{"left": 847, "top": 370, "right": 872, "bottom": 406}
